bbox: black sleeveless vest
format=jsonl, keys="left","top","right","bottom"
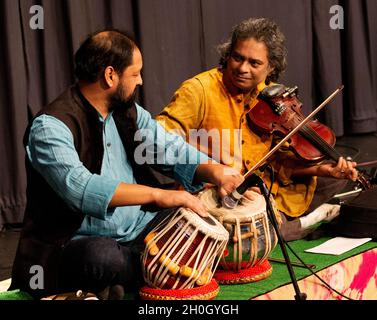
{"left": 10, "top": 86, "right": 165, "bottom": 296}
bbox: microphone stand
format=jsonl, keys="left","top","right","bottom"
{"left": 254, "top": 175, "right": 307, "bottom": 301}
{"left": 221, "top": 86, "right": 344, "bottom": 298}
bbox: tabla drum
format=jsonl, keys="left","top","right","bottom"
{"left": 141, "top": 207, "right": 229, "bottom": 290}
{"left": 198, "top": 188, "right": 282, "bottom": 277}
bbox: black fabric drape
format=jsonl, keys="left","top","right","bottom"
{"left": 341, "top": 0, "right": 377, "bottom": 133}
{"left": 1, "top": 0, "right": 376, "bottom": 226}
{"left": 0, "top": 0, "right": 28, "bottom": 226}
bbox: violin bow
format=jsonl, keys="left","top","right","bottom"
{"left": 356, "top": 159, "right": 377, "bottom": 168}
{"left": 243, "top": 85, "right": 344, "bottom": 179}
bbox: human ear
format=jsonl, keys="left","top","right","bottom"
{"left": 104, "top": 66, "right": 117, "bottom": 88}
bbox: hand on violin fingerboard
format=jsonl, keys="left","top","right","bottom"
{"left": 316, "top": 157, "right": 358, "bottom": 181}
{"left": 291, "top": 156, "right": 358, "bottom": 181}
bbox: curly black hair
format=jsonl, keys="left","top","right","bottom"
{"left": 217, "top": 17, "right": 287, "bottom": 83}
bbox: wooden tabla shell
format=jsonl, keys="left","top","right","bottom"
{"left": 141, "top": 207, "right": 229, "bottom": 290}
{"left": 198, "top": 188, "right": 282, "bottom": 271}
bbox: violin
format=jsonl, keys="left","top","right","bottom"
{"left": 247, "top": 84, "right": 372, "bottom": 190}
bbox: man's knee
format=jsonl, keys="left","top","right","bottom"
{"left": 279, "top": 213, "right": 313, "bottom": 241}
{"left": 61, "top": 237, "right": 126, "bottom": 275}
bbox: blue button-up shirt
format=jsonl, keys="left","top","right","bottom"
{"left": 27, "top": 103, "right": 209, "bottom": 242}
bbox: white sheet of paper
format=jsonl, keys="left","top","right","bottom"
{"left": 305, "top": 237, "right": 372, "bottom": 255}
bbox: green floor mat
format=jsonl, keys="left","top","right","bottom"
{"left": 0, "top": 289, "right": 33, "bottom": 300}
{"left": 2, "top": 238, "right": 375, "bottom": 300}
{"left": 215, "top": 237, "right": 377, "bottom": 300}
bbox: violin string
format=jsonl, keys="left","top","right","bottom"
{"left": 301, "top": 125, "right": 341, "bottom": 160}
{"left": 291, "top": 121, "right": 331, "bottom": 157}
{"left": 293, "top": 114, "right": 342, "bottom": 160}
{"left": 292, "top": 114, "right": 369, "bottom": 188}
{"left": 294, "top": 116, "right": 337, "bottom": 157}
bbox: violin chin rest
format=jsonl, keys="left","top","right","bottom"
{"left": 260, "top": 84, "right": 286, "bottom": 99}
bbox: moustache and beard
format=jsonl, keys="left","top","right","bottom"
{"left": 107, "top": 82, "right": 139, "bottom": 111}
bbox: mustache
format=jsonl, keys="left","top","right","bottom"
{"left": 234, "top": 73, "right": 252, "bottom": 80}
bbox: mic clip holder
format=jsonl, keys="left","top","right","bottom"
{"left": 222, "top": 172, "right": 264, "bottom": 209}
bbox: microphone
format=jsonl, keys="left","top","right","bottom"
{"left": 222, "top": 173, "right": 264, "bottom": 209}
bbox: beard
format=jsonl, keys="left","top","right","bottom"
{"left": 107, "top": 83, "right": 138, "bottom": 111}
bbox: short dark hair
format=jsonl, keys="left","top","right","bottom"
{"left": 217, "top": 17, "right": 287, "bottom": 83}
{"left": 74, "top": 29, "right": 138, "bottom": 82}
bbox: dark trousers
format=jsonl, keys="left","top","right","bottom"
{"left": 279, "top": 177, "right": 348, "bottom": 241}
{"left": 55, "top": 208, "right": 175, "bottom": 298}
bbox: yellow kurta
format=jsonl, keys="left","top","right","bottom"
{"left": 156, "top": 68, "right": 317, "bottom": 217}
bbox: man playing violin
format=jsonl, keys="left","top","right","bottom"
{"left": 10, "top": 29, "right": 246, "bottom": 300}
{"left": 156, "top": 17, "right": 358, "bottom": 241}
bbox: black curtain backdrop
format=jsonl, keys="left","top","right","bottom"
{"left": 1, "top": 0, "right": 376, "bottom": 226}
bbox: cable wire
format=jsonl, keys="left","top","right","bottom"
{"left": 283, "top": 240, "right": 354, "bottom": 300}
{"left": 265, "top": 162, "right": 354, "bottom": 300}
